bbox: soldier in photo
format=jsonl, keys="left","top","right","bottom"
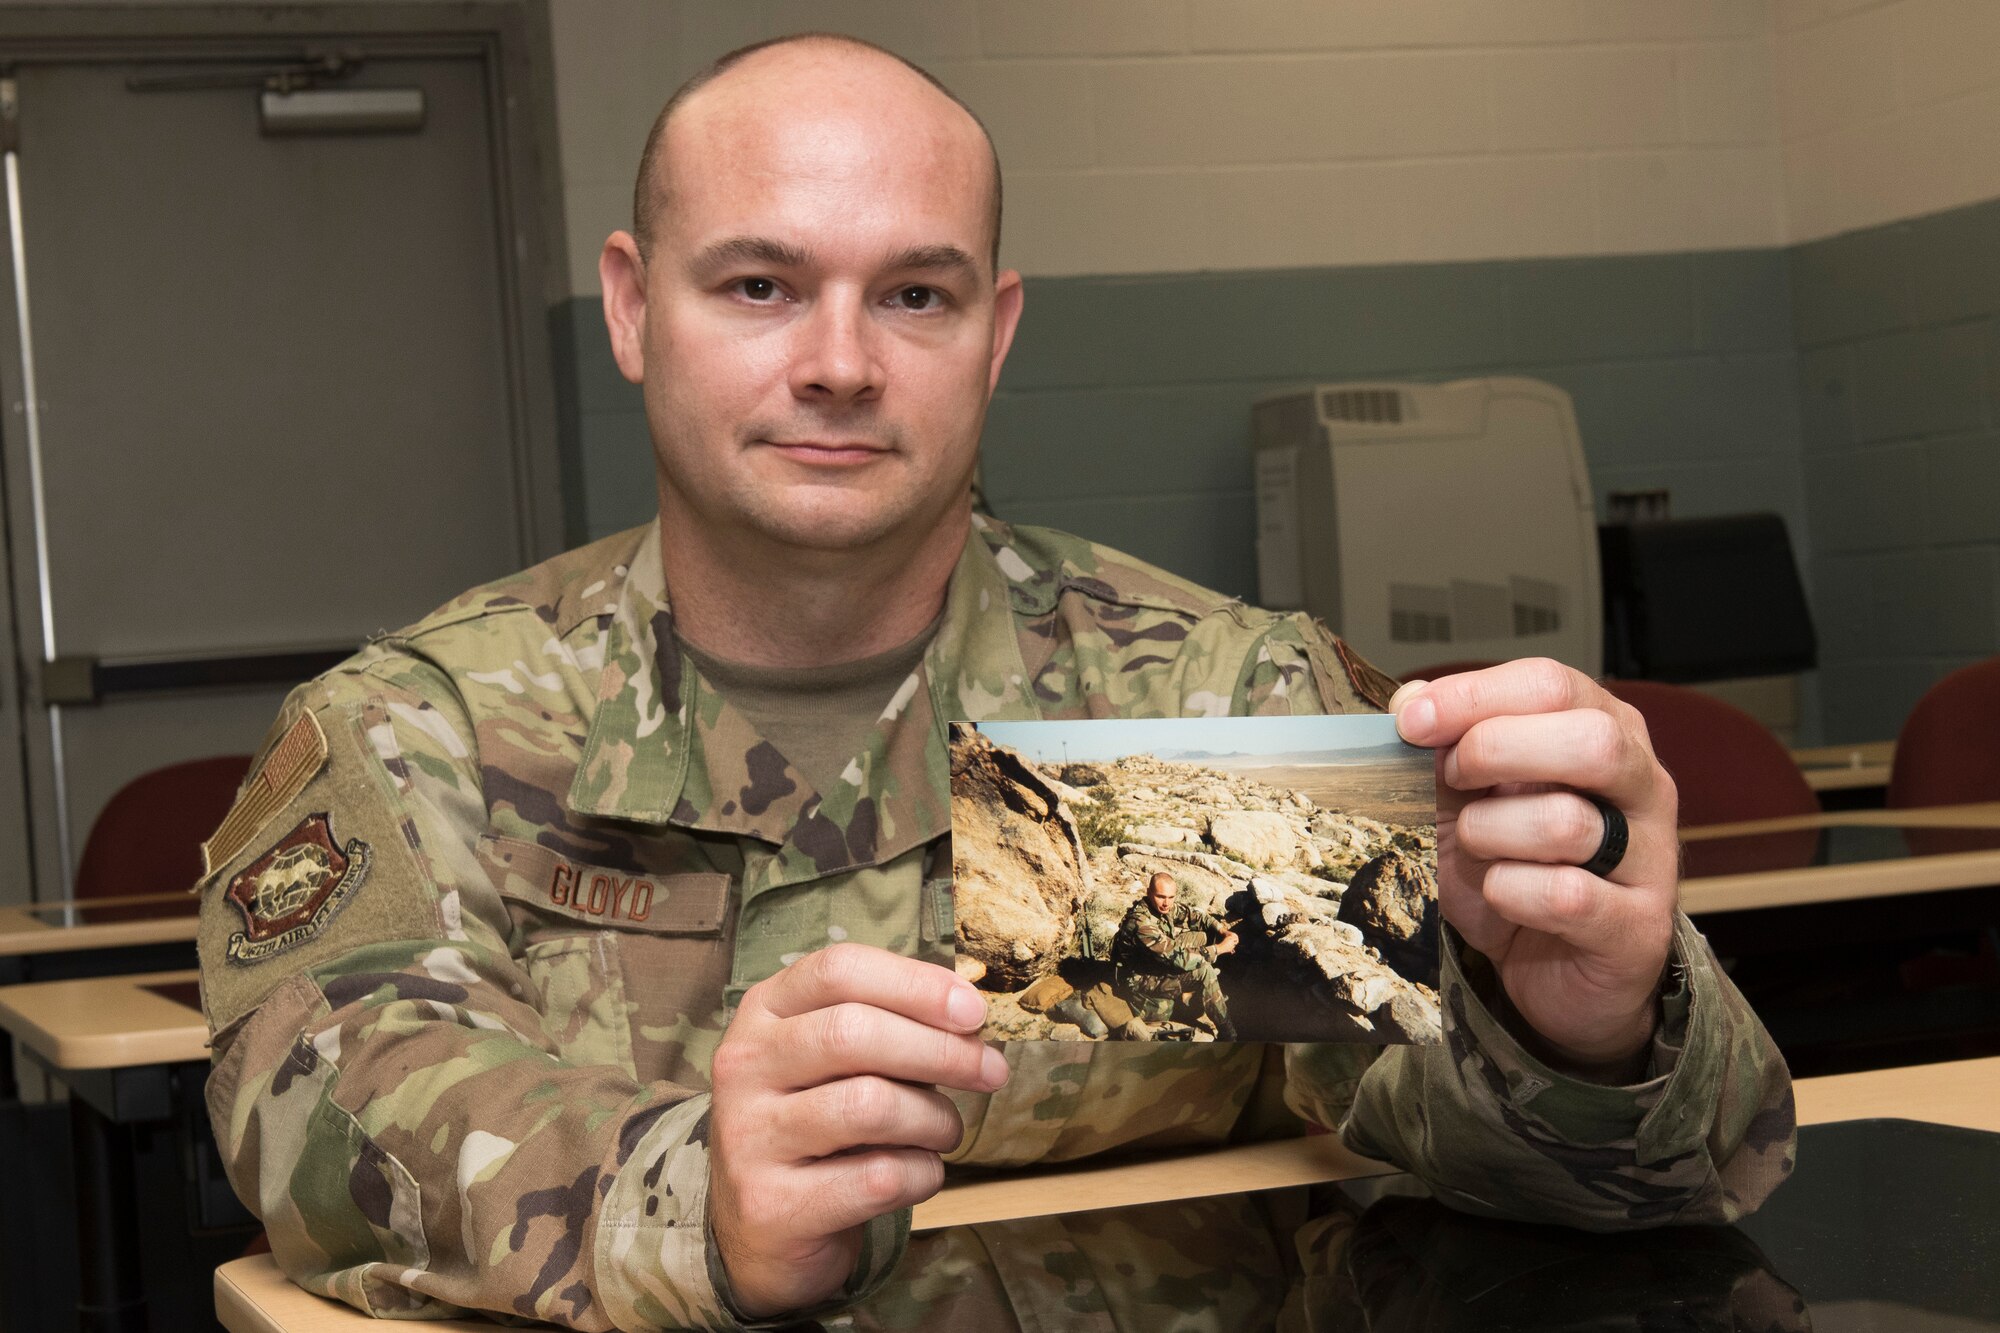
{"left": 194, "top": 30, "right": 1797, "bottom": 1332}
{"left": 1111, "top": 872, "right": 1241, "bottom": 1040}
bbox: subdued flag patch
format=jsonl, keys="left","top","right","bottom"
{"left": 1333, "top": 637, "right": 1401, "bottom": 711}
{"left": 201, "top": 710, "right": 329, "bottom": 878}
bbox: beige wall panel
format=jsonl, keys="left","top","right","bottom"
{"left": 931, "top": 61, "right": 1100, "bottom": 170}
{"left": 1679, "top": 40, "right": 1780, "bottom": 146}
{"left": 1897, "top": 86, "right": 2000, "bottom": 222}
{"left": 1775, "top": 4, "right": 1899, "bottom": 140}
{"left": 1002, "top": 169, "right": 1213, "bottom": 277}
{"left": 976, "top": 0, "right": 1191, "bottom": 59}
{"left": 1489, "top": 47, "right": 1684, "bottom": 153}
{"left": 1776, "top": 0, "right": 2000, "bottom": 241}
{"left": 550, "top": 0, "right": 1794, "bottom": 285}
{"left": 1896, "top": 0, "right": 2000, "bottom": 107}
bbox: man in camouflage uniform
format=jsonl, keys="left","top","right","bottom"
{"left": 1110, "top": 872, "right": 1239, "bottom": 1039}
{"left": 195, "top": 32, "right": 1795, "bottom": 1332}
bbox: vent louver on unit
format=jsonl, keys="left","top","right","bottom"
{"left": 1319, "top": 387, "right": 1410, "bottom": 424}
{"left": 1384, "top": 578, "right": 1567, "bottom": 644}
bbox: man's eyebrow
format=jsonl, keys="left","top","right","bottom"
{"left": 883, "top": 243, "right": 982, "bottom": 281}
{"left": 689, "top": 236, "right": 815, "bottom": 274}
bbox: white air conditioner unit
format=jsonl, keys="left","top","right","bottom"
{"left": 1251, "top": 377, "right": 1602, "bottom": 680}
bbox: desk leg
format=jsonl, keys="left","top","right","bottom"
{"left": 0, "top": 958, "right": 19, "bottom": 1104}
{"left": 68, "top": 1096, "right": 147, "bottom": 1333}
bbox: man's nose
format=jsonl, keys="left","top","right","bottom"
{"left": 788, "top": 289, "right": 883, "bottom": 405}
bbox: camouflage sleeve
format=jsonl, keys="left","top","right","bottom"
{"left": 1263, "top": 621, "right": 1797, "bottom": 1229}
{"left": 1289, "top": 917, "right": 1796, "bottom": 1229}
{"left": 196, "top": 652, "right": 819, "bottom": 1330}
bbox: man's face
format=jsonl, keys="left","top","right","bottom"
{"left": 1148, "top": 878, "right": 1177, "bottom": 914}
{"left": 604, "top": 48, "right": 1022, "bottom": 555}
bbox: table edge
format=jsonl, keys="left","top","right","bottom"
{"left": 0, "top": 915, "right": 199, "bottom": 958}
{"left": 214, "top": 1263, "right": 283, "bottom": 1333}
{"left": 0, "top": 968, "right": 209, "bottom": 1070}
{"left": 1681, "top": 847, "right": 2000, "bottom": 914}
{"left": 211, "top": 1055, "right": 2000, "bottom": 1328}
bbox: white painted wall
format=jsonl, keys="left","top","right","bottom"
{"left": 1776, "top": 0, "right": 2000, "bottom": 242}
{"left": 551, "top": 0, "right": 1787, "bottom": 290}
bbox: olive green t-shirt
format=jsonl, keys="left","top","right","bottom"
{"left": 677, "top": 615, "right": 942, "bottom": 797}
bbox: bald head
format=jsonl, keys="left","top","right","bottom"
{"left": 632, "top": 33, "right": 1003, "bottom": 272}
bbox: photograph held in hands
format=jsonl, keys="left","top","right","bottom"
{"left": 949, "top": 715, "right": 1443, "bottom": 1046}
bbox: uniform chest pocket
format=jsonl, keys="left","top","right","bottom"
{"left": 480, "top": 835, "right": 736, "bottom": 1083}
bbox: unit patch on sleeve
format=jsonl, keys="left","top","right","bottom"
{"left": 224, "top": 812, "right": 372, "bottom": 964}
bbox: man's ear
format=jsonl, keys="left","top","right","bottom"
{"left": 600, "top": 232, "right": 649, "bottom": 386}
{"left": 987, "top": 268, "right": 1025, "bottom": 395}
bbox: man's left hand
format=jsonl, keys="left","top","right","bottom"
{"left": 1391, "top": 659, "right": 1678, "bottom": 1074}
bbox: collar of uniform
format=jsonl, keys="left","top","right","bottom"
{"left": 926, "top": 514, "right": 1045, "bottom": 723}
{"left": 568, "top": 516, "right": 1046, "bottom": 858}
{"left": 567, "top": 520, "right": 696, "bottom": 824}
{"left": 759, "top": 520, "right": 1046, "bottom": 888}
{"left": 564, "top": 520, "right": 820, "bottom": 841}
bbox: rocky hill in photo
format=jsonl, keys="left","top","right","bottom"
{"left": 948, "top": 725, "right": 1443, "bottom": 1045}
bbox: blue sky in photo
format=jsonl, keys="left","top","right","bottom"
{"left": 975, "top": 713, "right": 1417, "bottom": 765}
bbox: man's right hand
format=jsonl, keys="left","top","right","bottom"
{"left": 708, "top": 942, "right": 1009, "bottom": 1318}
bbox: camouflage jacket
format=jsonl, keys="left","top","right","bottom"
{"left": 1111, "top": 898, "right": 1224, "bottom": 990}
{"left": 197, "top": 515, "right": 1796, "bottom": 1331}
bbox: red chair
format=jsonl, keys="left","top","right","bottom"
{"left": 1402, "top": 659, "right": 1502, "bottom": 684}
{"left": 1887, "top": 658, "right": 2000, "bottom": 857}
{"left": 73, "top": 755, "right": 252, "bottom": 921}
{"left": 1602, "top": 680, "right": 1820, "bottom": 879}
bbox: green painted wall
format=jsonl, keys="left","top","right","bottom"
{"left": 983, "top": 251, "right": 1804, "bottom": 605}
{"left": 557, "top": 247, "right": 1806, "bottom": 602}
{"left": 1791, "top": 196, "right": 2000, "bottom": 742}
{"left": 552, "top": 205, "right": 2000, "bottom": 744}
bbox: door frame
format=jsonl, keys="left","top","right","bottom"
{"left": 0, "top": 2, "right": 569, "bottom": 903}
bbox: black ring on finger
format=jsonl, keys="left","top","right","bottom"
{"left": 1579, "top": 794, "right": 1629, "bottom": 878}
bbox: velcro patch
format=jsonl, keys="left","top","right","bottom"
{"left": 201, "top": 712, "right": 328, "bottom": 878}
{"left": 479, "top": 835, "right": 729, "bottom": 935}
{"left": 197, "top": 694, "right": 446, "bottom": 1034}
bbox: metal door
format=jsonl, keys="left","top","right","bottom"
{"left": 0, "top": 9, "right": 565, "bottom": 904}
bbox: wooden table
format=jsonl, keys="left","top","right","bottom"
{"left": 1678, "top": 802, "right": 2000, "bottom": 914}
{"left": 0, "top": 968, "right": 207, "bottom": 1071}
{"left": 1791, "top": 739, "right": 1895, "bottom": 794}
{"left": 212, "top": 1056, "right": 2000, "bottom": 1332}
{"left": 0, "top": 892, "right": 198, "bottom": 960}
{"left": 1790, "top": 1054, "right": 2000, "bottom": 1132}
{"left": 0, "top": 969, "right": 211, "bottom": 1333}
{"left": 0, "top": 891, "right": 199, "bottom": 1106}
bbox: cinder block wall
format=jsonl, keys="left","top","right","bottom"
{"left": 57, "top": 0, "right": 1993, "bottom": 742}
{"left": 553, "top": 2, "right": 1785, "bottom": 285}
{"left": 554, "top": 2, "right": 1807, "bottom": 678}
{"left": 1776, "top": 0, "right": 2000, "bottom": 243}
{"left": 1776, "top": 0, "right": 2000, "bottom": 740}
